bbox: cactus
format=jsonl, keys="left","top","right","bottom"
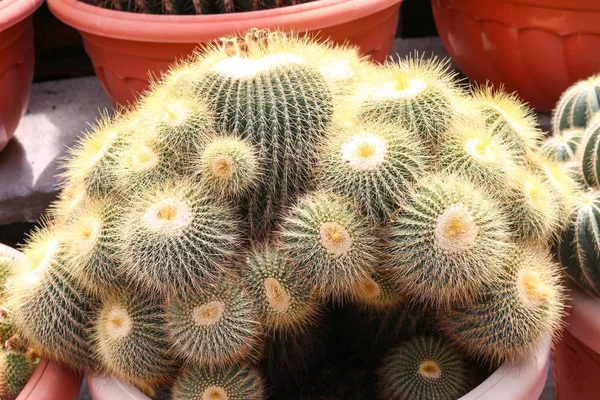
{"left": 192, "top": 135, "right": 261, "bottom": 201}
{"left": 541, "top": 128, "right": 584, "bottom": 163}
{"left": 60, "top": 112, "right": 131, "bottom": 197}
{"left": 92, "top": 289, "right": 177, "bottom": 390}
{"left": 377, "top": 335, "right": 475, "bottom": 400}
{"left": 242, "top": 245, "right": 319, "bottom": 333}
{"left": 351, "top": 265, "right": 404, "bottom": 311}
{"left": 442, "top": 245, "right": 565, "bottom": 365}
{"left": 503, "top": 168, "right": 562, "bottom": 243}
{"left": 189, "top": 31, "right": 335, "bottom": 241}
{"left": 117, "top": 178, "right": 241, "bottom": 293}
{"left": 319, "top": 117, "right": 427, "bottom": 222}
{"left": 551, "top": 73, "right": 600, "bottom": 134}
{"left": 470, "top": 85, "right": 543, "bottom": 160}
{"left": 437, "top": 115, "right": 519, "bottom": 194}
{"left": 0, "top": 349, "right": 36, "bottom": 400}
{"left": 166, "top": 276, "right": 262, "bottom": 368}
{"left": 389, "top": 174, "right": 512, "bottom": 308}
{"left": 279, "top": 191, "right": 379, "bottom": 301}
{"left": 581, "top": 114, "right": 600, "bottom": 187}
{"left": 558, "top": 189, "right": 600, "bottom": 297}
{"left": 0, "top": 307, "right": 14, "bottom": 344}
{"left": 82, "top": 0, "right": 314, "bottom": 15}
{"left": 0, "top": 255, "right": 15, "bottom": 298}
{"left": 47, "top": 182, "right": 89, "bottom": 223}
{"left": 5, "top": 225, "right": 98, "bottom": 372}
{"left": 356, "top": 55, "right": 461, "bottom": 147}
{"left": 172, "top": 364, "right": 265, "bottom": 400}
{"left": 60, "top": 196, "right": 122, "bottom": 293}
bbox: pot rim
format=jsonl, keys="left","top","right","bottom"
{"left": 563, "top": 282, "right": 600, "bottom": 354}
{"left": 497, "top": 0, "right": 600, "bottom": 12}
{"left": 46, "top": 0, "right": 403, "bottom": 43}
{"left": 0, "top": 0, "right": 44, "bottom": 34}
{"left": 87, "top": 341, "right": 550, "bottom": 399}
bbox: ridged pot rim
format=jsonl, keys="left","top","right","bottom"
{"left": 0, "top": 0, "right": 45, "bottom": 32}
{"left": 439, "top": 0, "right": 600, "bottom": 12}
{"left": 564, "top": 282, "right": 600, "bottom": 354}
{"left": 47, "top": 0, "right": 403, "bottom": 43}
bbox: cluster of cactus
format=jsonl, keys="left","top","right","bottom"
{"left": 3, "top": 30, "right": 574, "bottom": 400}
{"left": 0, "top": 254, "right": 38, "bottom": 400}
{"left": 546, "top": 72, "right": 600, "bottom": 298}
{"left": 82, "top": 0, "right": 316, "bottom": 15}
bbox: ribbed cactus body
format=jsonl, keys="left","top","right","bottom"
{"left": 280, "top": 191, "right": 379, "bottom": 301}
{"left": 352, "top": 266, "right": 404, "bottom": 311}
{"left": 470, "top": 86, "right": 542, "bottom": 160}
{"left": 92, "top": 290, "right": 177, "bottom": 388}
{"left": 377, "top": 335, "right": 474, "bottom": 400}
{"left": 243, "top": 246, "right": 318, "bottom": 332}
{"left": 0, "top": 350, "right": 35, "bottom": 400}
{"left": 6, "top": 227, "right": 98, "bottom": 371}
{"left": 438, "top": 116, "right": 518, "bottom": 194}
{"left": 0, "top": 308, "right": 14, "bottom": 343}
{"left": 442, "top": 245, "right": 565, "bottom": 365}
{"left": 193, "top": 135, "right": 260, "bottom": 201}
{"left": 61, "top": 197, "right": 121, "bottom": 293}
{"left": 541, "top": 128, "right": 584, "bottom": 163}
{"left": 192, "top": 36, "right": 334, "bottom": 241}
{"left": 389, "top": 174, "right": 512, "bottom": 307}
{"left": 558, "top": 190, "right": 600, "bottom": 296}
{"left": 319, "top": 119, "right": 427, "bottom": 222}
{"left": 173, "top": 364, "right": 265, "bottom": 400}
{"left": 166, "top": 277, "right": 262, "bottom": 368}
{"left": 581, "top": 116, "right": 600, "bottom": 187}
{"left": 552, "top": 73, "right": 600, "bottom": 134}
{"left": 357, "top": 56, "right": 459, "bottom": 146}
{"left": 117, "top": 179, "right": 240, "bottom": 293}
{"left": 0, "top": 255, "right": 15, "bottom": 298}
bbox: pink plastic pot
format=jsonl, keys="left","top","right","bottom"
{"left": 87, "top": 343, "right": 550, "bottom": 400}
{"left": 431, "top": 0, "right": 600, "bottom": 112}
{"left": 553, "top": 283, "right": 600, "bottom": 400}
{"left": 47, "top": 0, "right": 402, "bottom": 107}
{"left": 0, "top": 0, "right": 44, "bottom": 153}
{"left": 0, "top": 243, "right": 84, "bottom": 400}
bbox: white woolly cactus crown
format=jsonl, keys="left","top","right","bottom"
{"left": 1, "top": 28, "right": 574, "bottom": 400}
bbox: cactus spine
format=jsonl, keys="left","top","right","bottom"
{"left": 377, "top": 335, "right": 474, "bottom": 400}
{"left": 581, "top": 114, "right": 600, "bottom": 187}
{"left": 0, "top": 349, "right": 36, "bottom": 400}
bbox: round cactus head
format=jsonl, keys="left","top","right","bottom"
{"left": 541, "top": 128, "right": 584, "bottom": 163}
{"left": 356, "top": 54, "right": 462, "bottom": 147}
{"left": 279, "top": 191, "right": 379, "bottom": 302}
{"left": 319, "top": 116, "right": 428, "bottom": 222}
{"left": 469, "top": 85, "right": 543, "bottom": 160}
{"left": 442, "top": 244, "right": 565, "bottom": 366}
{"left": 0, "top": 348, "right": 36, "bottom": 400}
{"left": 551, "top": 73, "right": 600, "bottom": 134}
{"left": 377, "top": 335, "right": 475, "bottom": 400}
{"left": 389, "top": 173, "right": 512, "bottom": 308}
{"left": 172, "top": 364, "right": 266, "bottom": 400}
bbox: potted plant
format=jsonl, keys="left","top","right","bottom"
{"left": 46, "top": 0, "right": 403, "bottom": 106}
{"left": 0, "top": 0, "right": 45, "bottom": 153}
{"left": 545, "top": 74, "right": 600, "bottom": 399}
{"left": 430, "top": 0, "right": 600, "bottom": 112}
{"left": 4, "top": 30, "right": 569, "bottom": 400}
{"left": 0, "top": 243, "right": 82, "bottom": 400}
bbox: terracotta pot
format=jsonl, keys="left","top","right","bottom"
{"left": 0, "top": 243, "right": 83, "bottom": 400}
{"left": 0, "top": 0, "right": 43, "bottom": 153}
{"left": 87, "top": 342, "right": 549, "bottom": 400}
{"left": 46, "top": 0, "right": 402, "bottom": 107}
{"left": 431, "top": 0, "right": 600, "bottom": 112}
{"left": 553, "top": 283, "right": 600, "bottom": 400}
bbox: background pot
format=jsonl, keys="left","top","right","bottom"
{"left": 87, "top": 342, "right": 549, "bottom": 400}
{"left": 0, "top": 0, "right": 44, "bottom": 153}
{"left": 431, "top": 0, "right": 600, "bottom": 112}
{"left": 47, "top": 0, "right": 403, "bottom": 107}
{"left": 553, "top": 283, "right": 600, "bottom": 400}
{"left": 0, "top": 242, "right": 83, "bottom": 400}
